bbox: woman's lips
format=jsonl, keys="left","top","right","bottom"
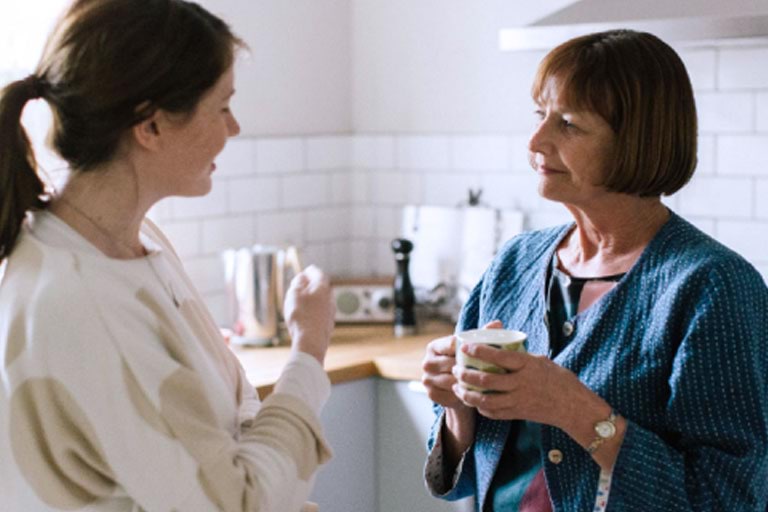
{"left": 537, "top": 165, "right": 566, "bottom": 175}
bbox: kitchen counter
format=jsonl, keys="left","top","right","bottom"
{"left": 231, "top": 321, "right": 454, "bottom": 398}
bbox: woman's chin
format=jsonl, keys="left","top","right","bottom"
{"left": 195, "top": 180, "right": 214, "bottom": 197}
{"left": 177, "top": 177, "right": 214, "bottom": 198}
{"left": 537, "top": 181, "right": 564, "bottom": 203}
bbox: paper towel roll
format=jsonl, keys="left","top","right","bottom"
{"left": 402, "top": 205, "right": 524, "bottom": 294}
{"left": 401, "top": 205, "right": 463, "bottom": 291}
{"left": 459, "top": 207, "right": 497, "bottom": 293}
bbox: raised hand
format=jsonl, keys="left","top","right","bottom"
{"left": 283, "top": 265, "right": 335, "bottom": 364}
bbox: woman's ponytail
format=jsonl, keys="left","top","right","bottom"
{"left": 0, "top": 75, "right": 49, "bottom": 261}
{"left": 1, "top": 0, "right": 243, "bottom": 261}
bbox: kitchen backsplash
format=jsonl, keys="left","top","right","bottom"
{"left": 23, "top": 43, "right": 764, "bottom": 328}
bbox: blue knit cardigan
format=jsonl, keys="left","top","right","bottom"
{"left": 428, "top": 212, "right": 768, "bottom": 511}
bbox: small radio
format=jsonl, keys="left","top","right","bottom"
{"left": 331, "top": 277, "right": 394, "bottom": 323}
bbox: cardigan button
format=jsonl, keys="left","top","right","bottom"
{"left": 562, "top": 321, "right": 574, "bottom": 337}
{"left": 548, "top": 449, "right": 563, "bottom": 464}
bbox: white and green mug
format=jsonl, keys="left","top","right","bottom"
{"left": 455, "top": 328, "right": 527, "bottom": 392}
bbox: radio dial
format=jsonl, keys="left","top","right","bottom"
{"left": 337, "top": 292, "right": 361, "bottom": 315}
{"left": 331, "top": 283, "right": 395, "bottom": 323}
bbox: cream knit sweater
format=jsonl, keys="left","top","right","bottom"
{"left": 0, "top": 211, "right": 332, "bottom": 511}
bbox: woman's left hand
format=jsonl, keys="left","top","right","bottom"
{"left": 453, "top": 340, "right": 627, "bottom": 471}
{"left": 451, "top": 343, "right": 584, "bottom": 429}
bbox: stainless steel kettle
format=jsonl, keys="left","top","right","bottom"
{"left": 222, "top": 245, "right": 302, "bottom": 346}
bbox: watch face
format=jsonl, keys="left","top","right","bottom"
{"left": 595, "top": 421, "right": 616, "bottom": 439}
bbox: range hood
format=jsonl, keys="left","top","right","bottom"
{"left": 500, "top": 0, "right": 768, "bottom": 51}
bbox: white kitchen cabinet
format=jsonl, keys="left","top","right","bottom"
{"left": 311, "top": 379, "right": 377, "bottom": 512}
{"left": 309, "top": 378, "right": 474, "bottom": 512}
{"left": 376, "top": 380, "right": 474, "bottom": 512}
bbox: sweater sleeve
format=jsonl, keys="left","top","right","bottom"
{"left": 424, "top": 407, "right": 477, "bottom": 500}
{"left": 424, "top": 278, "right": 483, "bottom": 501}
{"left": 607, "top": 263, "right": 768, "bottom": 511}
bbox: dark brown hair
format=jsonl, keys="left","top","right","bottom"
{"left": 531, "top": 29, "right": 697, "bottom": 197}
{"left": 0, "top": 0, "right": 243, "bottom": 260}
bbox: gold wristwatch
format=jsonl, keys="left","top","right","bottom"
{"left": 586, "top": 410, "right": 617, "bottom": 454}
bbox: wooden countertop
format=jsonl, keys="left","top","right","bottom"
{"left": 230, "top": 321, "right": 454, "bottom": 398}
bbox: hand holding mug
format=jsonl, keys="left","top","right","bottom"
{"left": 453, "top": 339, "right": 584, "bottom": 428}
{"left": 421, "top": 320, "right": 505, "bottom": 409}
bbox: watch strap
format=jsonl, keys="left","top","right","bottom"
{"left": 586, "top": 410, "right": 617, "bottom": 455}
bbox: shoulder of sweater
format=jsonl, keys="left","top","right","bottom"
{"left": 1, "top": 238, "right": 114, "bottom": 348}
{"left": 4, "top": 233, "right": 151, "bottom": 320}
{"left": 479, "top": 224, "right": 568, "bottom": 290}
{"left": 658, "top": 214, "right": 762, "bottom": 279}
{"left": 496, "top": 223, "right": 570, "bottom": 261}
{"left": 636, "top": 214, "right": 767, "bottom": 301}
{"left": 3, "top": 232, "right": 81, "bottom": 299}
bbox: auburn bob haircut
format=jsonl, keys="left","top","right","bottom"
{"left": 531, "top": 29, "right": 697, "bottom": 197}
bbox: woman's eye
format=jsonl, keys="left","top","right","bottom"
{"left": 533, "top": 109, "right": 545, "bottom": 119}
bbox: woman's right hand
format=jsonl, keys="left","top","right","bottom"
{"left": 422, "top": 333, "right": 476, "bottom": 464}
{"left": 283, "top": 265, "right": 335, "bottom": 364}
{"left": 421, "top": 320, "right": 504, "bottom": 410}
{"left": 422, "top": 335, "right": 467, "bottom": 410}
{"left": 422, "top": 320, "right": 503, "bottom": 466}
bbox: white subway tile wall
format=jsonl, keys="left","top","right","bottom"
{"left": 451, "top": 135, "right": 509, "bottom": 171}
{"left": 330, "top": 172, "right": 353, "bottom": 204}
{"left": 305, "top": 207, "right": 350, "bottom": 242}
{"left": 696, "top": 135, "right": 716, "bottom": 175}
{"left": 145, "top": 44, "right": 768, "bottom": 326}
{"left": 350, "top": 206, "right": 376, "bottom": 238}
{"left": 307, "top": 136, "right": 351, "bottom": 170}
{"left": 758, "top": 92, "right": 768, "bottom": 131}
{"left": 256, "top": 211, "right": 304, "bottom": 246}
{"left": 421, "top": 173, "right": 481, "bottom": 206}
{"left": 228, "top": 176, "right": 280, "bottom": 213}
{"left": 201, "top": 215, "right": 256, "bottom": 255}
{"left": 677, "top": 49, "right": 717, "bottom": 90}
{"left": 676, "top": 176, "right": 753, "bottom": 218}
{"left": 696, "top": 92, "right": 754, "bottom": 133}
{"left": 256, "top": 138, "right": 305, "bottom": 174}
{"left": 718, "top": 47, "right": 768, "bottom": 90}
{"left": 353, "top": 136, "right": 396, "bottom": 168}
{"left": 281, "top": 174, "right": 331, "bottom": 208}
{"left": 395, "top": 136, "right": 451, "bottom": 170}
{"left": 371, "top": 172, "right": 423, "bottom": 205}
{"left": 757, "top": 180, "right": 768, "bottom": 219}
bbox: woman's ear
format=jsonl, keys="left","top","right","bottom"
{"left": 132, "top": 111, "right": 162, "bottom": 151}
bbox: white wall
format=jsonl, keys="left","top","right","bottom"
{"left": 351, "top": 0, "right": 571, "bottom": 132}
{"left": 8, "top": 1, "right": 762, "bottom": 324}
{"left": 200, "top": 0, "right": 353, "bottom": 136}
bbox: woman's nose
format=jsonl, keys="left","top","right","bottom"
{"left": 528, "top": 118, "right": 550, "bottom": 154}
{"left": 228, "top": 113, "right": 241, "bottom": 137}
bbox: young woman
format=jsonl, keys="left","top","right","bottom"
{"left": 422, "top": 29, "right": 768, "bottom": 511}
{"left": 0, "top": 1, "right": 335, "bottom": 511}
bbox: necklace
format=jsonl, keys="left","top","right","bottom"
{"left": 55, "top": 196, "right": 180, "bottom": 308}
{"left": 57, "top": 196, "right": 147, "bottom": 259}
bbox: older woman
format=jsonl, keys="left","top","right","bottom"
{"left": 0, "top": 1, "right": 333, "bottom": 511}
{"left": 422, "top": 29, "right": 768, "bottom": 511}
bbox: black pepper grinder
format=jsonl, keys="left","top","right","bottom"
{"left": 391, "top": 238, "right": 417, "bottom": 337}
